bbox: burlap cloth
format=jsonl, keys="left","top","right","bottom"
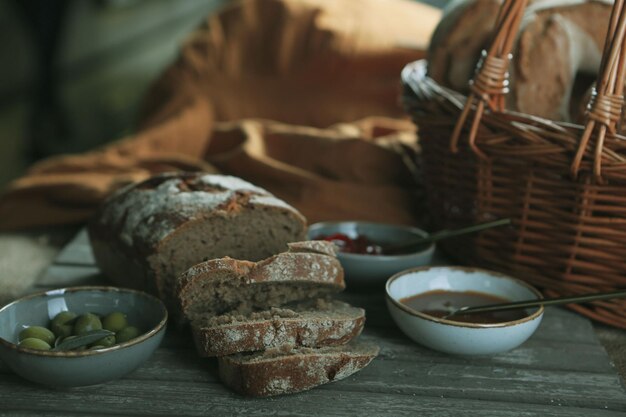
{"left": 0, "top": 0, "right": 441, "bottom": 231}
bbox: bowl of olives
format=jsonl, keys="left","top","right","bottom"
{"left": 0, "top": 286, "right": 167, "bottom": 387}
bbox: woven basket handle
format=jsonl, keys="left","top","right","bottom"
{"left": 450, "top": 0, "right": 529, "bottom": 159}
{"left": 571, "top": 0, "right": 626, "bottom": 181}
{"left": 451, "top": 0, "right": 626, "bottom": 182}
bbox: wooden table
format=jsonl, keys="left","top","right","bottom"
{"left": 1, "top": 231, "right": 626, "bottom": 416}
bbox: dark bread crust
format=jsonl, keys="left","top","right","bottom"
{"left": 175, "top": 241, "right": 345, "bottom": 319}
{"left": 191, "top": 300, "right": 365, "bottom": 357}
{"left": 88, "top": 172, "right": 307, "bottom": 306}
{"left": 218, "top": 342, "right": 379, "bottom": 397}
{"left": 287, "top": 240, "right": 338, "bottom": 256}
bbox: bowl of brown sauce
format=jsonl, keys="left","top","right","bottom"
{"left": 385, "top": 266, "right": 544, "bottom": 355}
{"left": 308, "top": 221, "right": 435, "bottom": 286}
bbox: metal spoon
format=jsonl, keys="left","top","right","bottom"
{"left": 443, "top": 289, "right": 626, "bottom": 319}
{"left": 385, "top": 218, "right": 511, "bottom": 254}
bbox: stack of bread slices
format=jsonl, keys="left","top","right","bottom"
{"left": 175, "top": 240, "right": 379, "bottom": 397}
{"left": 88, "top": 172, "right": 378, "bottom": 397}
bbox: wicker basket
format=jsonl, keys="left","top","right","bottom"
{"left": 402, "top": 0, "right": 626, "bottom": 328}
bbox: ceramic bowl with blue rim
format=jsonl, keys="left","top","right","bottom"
{"left": 0, "top": 286, "right": 167, "bottom": 387}
{"left": 386, "top": 266, "right": 544, "bottom": 355}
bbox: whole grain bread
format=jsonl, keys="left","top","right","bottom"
{"left": 175, "top": 241, "right": 345, "bottom": 319}
{"left": 218, "top": 341, "right": 379, "bottom": 397}
{"left": 88, "top": 172, "right": 307, "bottom": 307}
{"left": 190, "top": 299, "right": 365, "bottom": 357}
{"left": 428, "top": 0, "right": 610, "bottom": 122}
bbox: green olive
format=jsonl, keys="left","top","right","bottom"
{"left": 52, "top": 323, "right": 73, "bottom": 338}
{"left": 50, "top": 311, "right": 77, "bottom": 338}
{"left": 73, "top": 313, "right": 102, "bottom": 335}
{"left": 18, "top": 326, "right": 55, "bottom": 345}
{"left": 102, "top": 312, "right": 127, "bottom": 332}
{"left": 116, "top": 326, "right": 140, "bottom": 343}
{"left": 52, "top": 311, "right": 77, "bottom": 325}
{"left": 19, "top": 337, "right": 51, "bottom": 350}
{"left": 51, "top": 317, "right": 76, "bottom": 338}
{"left": 90, "top": 335, "right": 116, "bottom": 348}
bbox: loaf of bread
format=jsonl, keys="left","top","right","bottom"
{"left": 88, "top": 172, "right": 307, "bottom": 307}
{"left": 90, "top": 173, "right": 376, "bottom": 396}
{"left": 175, "top": 241, "right": 345, "bottom": 319}
{"left": 428, "top": 0, "right": 611, "bottom": 122}
{"left": 218, "top": 341, "right": 380, "bottom": 397}
{"left": 190, "top": 299, "right": 365, "bottom": 357}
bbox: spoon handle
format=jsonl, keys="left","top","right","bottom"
{"left": 424, "top": 218, "right": 511, "bottom": 244}
{"left": 384, "top": 218, "right": 511, "bottom": 254}
{"left": 449, "top": 289, "right": 626, "bottom": 317}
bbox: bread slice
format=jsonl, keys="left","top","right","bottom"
{"left": 88, "top": 172, "right": 307, "bottom": 307}
{"left": 218, "top": 341, "right": 379, "bottom": 397}
{"left": 190, "top": 299, "right": 365, "bottom": 357}
{"left": 176, "top": 241, "right": 345, "bottom": 319}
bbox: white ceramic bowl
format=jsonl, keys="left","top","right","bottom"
{"left": 0, "top": 286, "right": 167, "bottom": 387}
{"left": 307, "top": 221, "right": 435, "bottom": 287}
{"left": 386, "top": 266, "right": 544, "bottom": 355}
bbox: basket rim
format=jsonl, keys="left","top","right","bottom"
{"left": 401, "top": 59, "right": 626, "bottom": 176}
{"left": 402, "top": 59, "right": 626, "bottom": 137}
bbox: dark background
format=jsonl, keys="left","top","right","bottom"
{"left": 0, "top": 0, "right": 449, "bottom": 187}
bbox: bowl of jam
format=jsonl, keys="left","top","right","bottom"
{"left": 308, "top": 221, "right": 435, "bottom": 286}
{"left": 385, "top": 266, "right": 544, "bottom": 355}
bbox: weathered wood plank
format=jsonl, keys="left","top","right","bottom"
{"left": 358, "top": 328, "right": 616, "bottom": 374}
{"left": 82, "top": 347, "right": 626, "bottom": 410}
{"left": 0, "top": 377, "right": 623, "bottom": 417}
{"left": 35, "top": 264, "right": 102, "bottom": 288}
{"left": 2, "top": 229, "right": 621, "bottom": 416}
{"left": 0, "top": 323, "right": 616, "bottom": 377}
{"left": 128, "top": 350, "right": 626, "bottom": 409}
{"left": 2, "top": 305, "right": 608, "bottom": 377}
{"left": 53, "top": 229, "right": 94, "bottom": 266}
{"left": 4, "top": 332, "right": 622, "bottom": 410}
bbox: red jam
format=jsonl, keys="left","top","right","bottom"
{"left": 315, "top": 233, "right": 384, "bottom": 255}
